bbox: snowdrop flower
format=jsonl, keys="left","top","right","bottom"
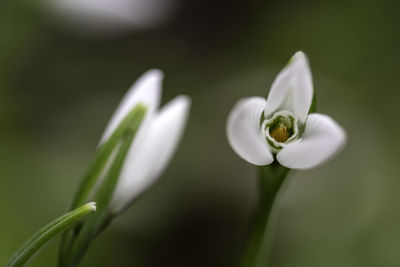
{"left": 226, "top": 52, "right": 346, "bottom": 169}
{"left": 58, "top": 70, "right": 190, "bottom": 266}
{"left": 103, "top": 69, "right": 190, "bottom": 214}
{"left": 44, "top": 0, "right": 178, "bottom": 35}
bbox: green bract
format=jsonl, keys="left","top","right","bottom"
{"left": 59, "top": 104, "right": 147, "bottom": 267}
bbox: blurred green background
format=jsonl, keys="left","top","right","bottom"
{"left": 1, "top": 0, "right": 399, "bottom": 266}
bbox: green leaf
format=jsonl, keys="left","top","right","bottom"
{"left": 6, "top": 202, "right": 96, "bottom": 267}
{"left": 59, "top": 104, "right": 147, "bottom": 267}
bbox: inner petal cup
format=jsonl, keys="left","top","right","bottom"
{"left": 261, "top": 110, "right": 300, "bottom": 153}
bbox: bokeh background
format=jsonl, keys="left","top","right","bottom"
{"left": 1, "top": 0, "right": 399, "bottom": 266}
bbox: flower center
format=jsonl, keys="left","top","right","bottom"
{"left": 269, "top": 123, "right": 291, "bottom": 143}
{"left": 261, "top": 110, "right": 300, "bottom": 152}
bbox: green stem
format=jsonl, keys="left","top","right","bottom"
{"left": 7, "top": 202, "right": 96, "bottom": 267}
{"left": 241, "top": 162, "right": 290, "bottom": 267}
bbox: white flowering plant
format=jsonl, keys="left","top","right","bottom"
{"left": 58, "top": 70, "right": 191, "bottom": 266}
{"left": 6, "top": 70, "right": 191, "bottom": 267}
{"left": 226, "top": 52, "right": 346, "bottom": 267}
{"left": 6, "top": 52, "right": 346, "bottom": 267}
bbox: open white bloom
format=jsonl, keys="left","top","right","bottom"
{"left": 226, "top": 52, "right": 346, "bottom": 169}
{"left": 102, "top": 69, "right": 190, "bottom": 214}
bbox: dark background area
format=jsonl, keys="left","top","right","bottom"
{"left": 1, "top": 0, "right": 399, "bottom": 266}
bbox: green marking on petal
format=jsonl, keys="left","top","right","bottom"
{"left": 262, "top": 110, "right": 300, "bottom": 153}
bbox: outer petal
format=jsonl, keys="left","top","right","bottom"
{"left": 100, "top": 69, "right": 163, "bottom": 144}
{"left": 277, "top": 113, "right": 346, "bottom": 169}
{"left": 264, "top": 51, "right": 313, "bottom": 123}
{"left": 226, "top": 97, "right": 274, "bottom": 166}
{"left": 110, "top": 95, "right": 191, "bottom": 213}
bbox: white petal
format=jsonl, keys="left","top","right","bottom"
{"left": 110, "top": 95, "right": 191, "bottom": 213}
{"left": 226, "top": 97, "right": 274, "bottom": 166}
{"left": 100, "top": 69, "right": 163, "bottom": 144}
{"left": 277, "top": 113, "right": 346, "bottom": 169}
{"left": 264, "top": 51, "right": 313, "bottom": 123}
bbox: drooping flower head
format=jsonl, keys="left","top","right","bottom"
{"left": 226, "top": 52, "right": 346, "bottom": 169}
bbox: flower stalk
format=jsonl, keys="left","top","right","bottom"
{"left": 241, "top": 163, "right": 289, "bottom": 267}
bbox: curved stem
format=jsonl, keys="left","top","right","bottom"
{"left": 241, "top": 162, "right": 290, "bottom": 267}
{"left": 7, "top": 202, "right": 96, "bottom": 267}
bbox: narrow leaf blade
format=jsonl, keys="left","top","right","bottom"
{"left": 7, "top": 202, "right": 96, "bottom": 267}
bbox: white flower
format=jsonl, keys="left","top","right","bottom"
{"left": 226, "top": 52, "right": 346, "bottom": 169}
{"left": 101, "top": 69, "right": 191, "bottom": 214}
{"left": 44, "top": 0, "right": 177, "bottom": 35}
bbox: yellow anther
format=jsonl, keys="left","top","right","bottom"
{"left": 269, "top": 124, "right": 290, "bottom": 143}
